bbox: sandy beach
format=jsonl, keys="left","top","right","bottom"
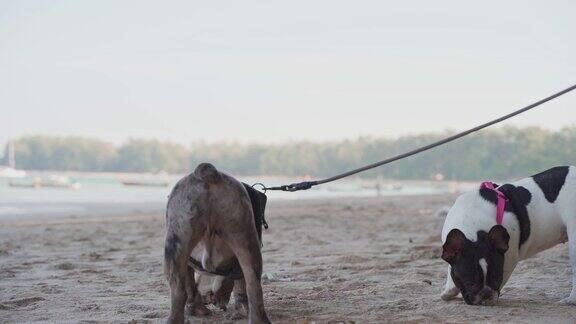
{"left": 1, "top": 194, "right": 575, "bottom": 323}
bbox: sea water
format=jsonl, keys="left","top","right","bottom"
{"left": 0, "top": 172, "right": 452, "bottom": 219}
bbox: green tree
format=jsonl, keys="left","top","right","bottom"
{"left": 115, "top": 139, "right": 188, "bottom": 173}
{"left": 13, "top": 136, "right": 117, "bottom": 171}
{"left": 6, "top": 125, "right": 576, "bottom": 179}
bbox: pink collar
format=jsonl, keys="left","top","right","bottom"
{"left": 480, "top": 181, "right": 508, "bottom": 225}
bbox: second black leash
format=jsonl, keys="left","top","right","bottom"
{"left": 259, "top": 83, "right": 576, "bottom": 192}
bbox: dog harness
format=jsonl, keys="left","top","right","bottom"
{"left": 480, "top": 181, "right": 508, "bottom": 225}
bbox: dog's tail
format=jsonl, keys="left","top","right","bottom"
{"left": 194, "top": 162, "right": 220, "bottom": 183}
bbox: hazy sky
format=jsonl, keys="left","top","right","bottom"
{"left": 1, "top": 0, "right": 575, "bottom": 147}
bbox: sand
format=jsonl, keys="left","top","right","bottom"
{"left": 1, "top": 195, "right": 576, "bottom": 323}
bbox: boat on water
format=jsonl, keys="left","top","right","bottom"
{"left": 0, "top": 166, "right": 26, "bottom": 178}
{"left": 9, "top": 175, "right": 81, "bottom": 190}
{"left": 120, "top": 180, "right": 170, "bottom": 187}
{"left": 0, "top": 141, "right": 26, "bottom": 178}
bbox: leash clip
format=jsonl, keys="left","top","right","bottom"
{"left": 252, "top": 182, "right": 267, "bottom": 193}
{"left": 253, "top": 181, "right": 316, "bottom": 192}
{"left": 283, "top": 181, "right": 314, "bottom": 192}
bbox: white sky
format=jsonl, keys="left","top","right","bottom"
{"left": 1, "top": 0, "right": 575, "bottom": 147}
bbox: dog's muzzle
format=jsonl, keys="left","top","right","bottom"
{"left": 471, "top": 287, "right": 499, "bottom": 306}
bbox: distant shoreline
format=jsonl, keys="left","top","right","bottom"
{"left": 1, "top": 170, "right": 482, "bottom": 220}
{"left": 6, "top": 127, "right": 575, "bottom": 181}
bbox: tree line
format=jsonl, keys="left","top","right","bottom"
{"left": 3, "top": 126, "right": 576, "bottom": 180}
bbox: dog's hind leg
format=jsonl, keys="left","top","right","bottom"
{"left": 441, "top": 266, "right": 460, "bottom": 301}
{"left": 165, "top": 210, "right": 206, "bottom": 322}
{"left": 559, "top": 223, "right": 576, "bottom": 304}
{"left": 165, "top": 230, "right": 202, "bottom": 323}
{"left": 222, "top": 232, "right": 270, "bottom": 324}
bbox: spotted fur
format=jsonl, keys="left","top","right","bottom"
{"left": 440, "top": 166, "right": 576, "bottom": 305}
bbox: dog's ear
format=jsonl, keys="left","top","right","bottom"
{"left": 488, "top": 225, "right": 510, "bottom": 254}
{"left": 442, "top": 229, "right": 467, "bottom": 263}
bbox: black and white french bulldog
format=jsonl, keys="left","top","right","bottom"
{"left": 440, "top": 166, "right": 575, "bottom": 305}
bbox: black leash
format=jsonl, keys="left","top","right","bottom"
{"left": 257, "top": 84, "right": 576, "bottom": 192}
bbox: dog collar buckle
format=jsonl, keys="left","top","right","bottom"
{"left": 480, "top": 181, "right": 508, "bottom": 225}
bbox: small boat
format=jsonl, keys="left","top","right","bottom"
{"left": 42, "top": 175, "right": 80, "bottom": 188}
{"left": 9, "top": 176, "right": 81, "bottom": 190}
{"left": 9, "top": 179, "right": 41, "bottom": 188}
{"left": 0, "top": 167, "right": 26, "bottom": 178}
{"left": 120, "top": 180, "right": 169, "bottom": 187}
{"left": 0, "top": 142, "right": 26, "bottom": 178}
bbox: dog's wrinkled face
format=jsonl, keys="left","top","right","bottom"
{"left": 442, "top": 225, "right": 510, "bottom": 305}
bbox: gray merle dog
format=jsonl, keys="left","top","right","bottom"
{"left": 164, "top": 163, "right": 270, "bottom": 324}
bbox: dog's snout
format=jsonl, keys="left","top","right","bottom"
{"left": 465, "top": 286, "right": 498, "bottom": 306}
{"left": 476, "top": 287, "right": 498, "bottom": 306}
{"left": 481, "top": 287, "right": 494, "bottom": 299}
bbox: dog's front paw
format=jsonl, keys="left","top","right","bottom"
{"left": 558, "top": 296, "right": 576, "bottom": 305}
{"left": 231, "top": 292, "right": 248, "bottom": 311}
{"left": 186, "top": 303, "right": 211, "bottom": 316}
{"left": 440, "top": 287, "right": 459, "bottom": 301}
